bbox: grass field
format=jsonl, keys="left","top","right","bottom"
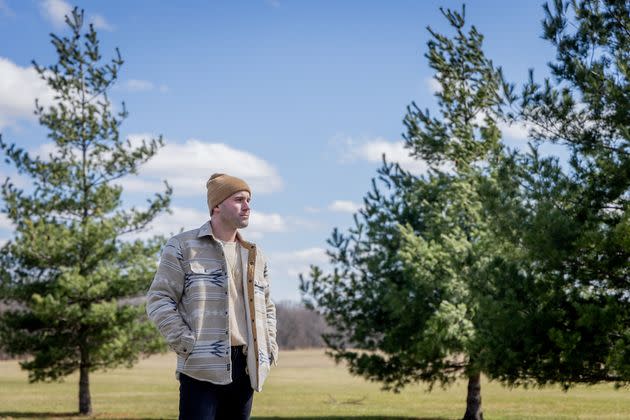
{"left": 0, "top": 349, "right": 629, "bottom": 419}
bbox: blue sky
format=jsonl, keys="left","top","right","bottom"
{"left": 0, "top": 0, "right": 556, "bottom": 301}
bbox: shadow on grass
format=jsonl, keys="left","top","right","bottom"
{"left": 0, "top": 414, "right": 451, "bottom": 420}
{"left": 0, "top": 411, "right": 448, "bottom": 420}
{"left": 0, "top": 413, "right": 80, "bottom": 419}
{"left": 0, "top": 414, "right": 158, "bottom": 420}
{"left": 253, "top": 417, "right": 450, "bottom": 420}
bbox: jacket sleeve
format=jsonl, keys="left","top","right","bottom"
{"left": 146, "top": 237, "right": 196, "bottom": 357}
{"left": 264, "top": 261, "right": 279, "bottom": 366}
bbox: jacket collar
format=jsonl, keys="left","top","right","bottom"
{"left": 197, "top": 220, "right": 255, "bottom": 250}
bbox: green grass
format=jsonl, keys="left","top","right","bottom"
{"left": 0, "top": 350, "right": 628, "bottom": 419}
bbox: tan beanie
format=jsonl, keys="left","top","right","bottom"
{"left": 206, "top": 173, "right": 251, "bottom": 214}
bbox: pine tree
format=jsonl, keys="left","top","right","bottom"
{"left": 301, "top": 7, "right": 508, "bottom": 419}
{"left": 0, "top": 8, "right": 170, "bottom": 415}
{"left": 477, "top": 0, "right": 630, "bottom": 388}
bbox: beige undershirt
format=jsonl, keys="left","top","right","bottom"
{"left": 221, "top": 240, "right": 248, "bottom": 346}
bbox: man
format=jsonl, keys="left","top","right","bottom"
{"left": 147, "top": 173, "right": 278, "bottom": 420}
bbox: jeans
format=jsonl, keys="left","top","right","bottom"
{"left": 179, "top": 346, "right": 254, "bottom": 420}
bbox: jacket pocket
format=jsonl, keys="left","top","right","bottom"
{"left": 186, "top": 260, "right": 225, "bottom": 291}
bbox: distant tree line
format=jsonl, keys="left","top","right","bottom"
{"left": 275, "top": 301, "right": 328, "bottom": 349}
{"left": 0, "top": 300, "right": 328, "bottom": 360}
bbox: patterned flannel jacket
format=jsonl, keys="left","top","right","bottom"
{"left": 146, "top": 221, "right": 278, "bottom": 391}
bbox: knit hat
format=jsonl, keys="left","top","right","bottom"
{"left": 206, "top": 173, "right": 251, "bottom": 214}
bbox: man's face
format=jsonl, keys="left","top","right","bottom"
{"left": 214, "top": 190, "right": 251, "bottom": 229}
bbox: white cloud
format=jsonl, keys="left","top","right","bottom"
{"left": 248, "top": 211, "right": 287, "bottom": 234}
{"left": 31, "top": 142, "right": 61, "bottom": 159}
{"left": 128, "top": 205, "right": 288, "bottom": 242}
{"left": 286, "top": 216, "right": 322, "bottom": 230}
{"left": 328, "top": 200, "right": 361, "bottom": 213}
{"left": 118, "top": 79, "right": 168, "bottom": 93}
{"left": 0, "top": 212, "right": 13, "bottom": 230}
{"left": 338, "top": 136, "right": 430, "bottom": 175}
{"left": 121, "top": 136, "right": 284, "bottom": 197}
{"left": 40, "top": 1, "right": 114, "bottom": 32}
{"left": 90, "top": 14, "right": 114, "bottom": 31}
{"left": 0, "top": 57, "right": 54, "bottom": 128}
{"left": 26, "top": 137, "right": 283, "bottom": 205}
{"left": 0, "top": 169, "right": 30, "bottom": 190}
{"left": 0, "top": 212, "right": 14, "bottom": 249}
{"left": 498, "top": 120, "right": 530, "bottom": 141}
{"left": 471, "top": 111, "right": 531, "bottom": 143}
{"left": 271, "top": 247, "right": 329, "bottom": 278}
{"left": 39, "top": 0, "right": 72, "bottom": 29}
{"left": 426, "top": 77, "right": 442, "bottom": 94}
{"left": 128, "top": 206, "right": 207, "bottom": 240}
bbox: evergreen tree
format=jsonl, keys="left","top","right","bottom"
{"left": 0, "top": 9, "right": 169, "bottom": 415}
{"left": 477, "top": 0, "right": 629, "bottom": 387}
{"left": 301, "top": 7, "right": 507, "bottom": 419}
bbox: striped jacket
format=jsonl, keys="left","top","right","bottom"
{"left": 146, "top": 221, "right": 278, "bottom": 391}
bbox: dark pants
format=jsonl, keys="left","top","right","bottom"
{"left": 179, "top": 346, "right": 254, "bottom": 420}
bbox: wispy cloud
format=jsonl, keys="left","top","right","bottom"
{"left": 335, "top": 135, "right": 430, "bottom": 175}
{"left": 127, "top": 206, "right": 207, "bottom": 240}
{"left": 473, "top": 112, "right": 531, "bottom": 143}
{"left": 249, "top": 211, "right": 288, "bottom": 236}
{"left": 270, "top": 247, "right": 329, "bottom": 279}
{"left": 0, "top": 211, "right": 14, "bottom": 252}
{"left": 121, "top": 79, "right": 155, "bottom": 92}
{"left": 121, "top": 136, "right": 284, "bottom": 197}
{"left": 40, "top": 0, "right": 114, "bottom": 31}
{"left": 498, "top": 120, "right": 530, "bottom": 141}
{"left": 90, "top": 14, "right": 114, "bottom": 31}
{"left": 0, "top": 57, "right": 54, "bottom": 128}
{"left": 0, "top": 212, "right": 13, "bottom": 230}
{"left": 117, "top": 79, "right": 169, "bottom": 93}
{"left": 328, "top": 200, "right": 361, "bottom": 213}
{"left": 128, "top": 205, "right": 288, "bottom": 241}
{"left": 39, "top": 0, "right": 72, "bottom": 29}
{"left": 286, "top": 216, "right": 323, "bottom": 231}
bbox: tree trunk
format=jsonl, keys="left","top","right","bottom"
{"left": 462, "top": 372, "right": 483, "bottom": 420}
{"left": 78, "top": 348, "right": 92, "bottom": 416}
